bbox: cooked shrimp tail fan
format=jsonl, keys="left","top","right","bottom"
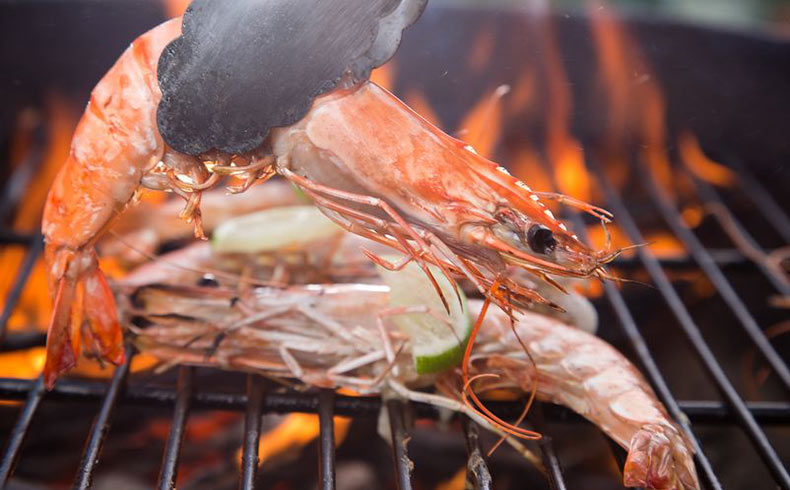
{"left": 44, "top": 267, "right": 125, "bottom": 389}
{"left": 623, "top": 424, "right": 700, "bottom": 490}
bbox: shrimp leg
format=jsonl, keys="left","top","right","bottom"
{"left": 280, "top": 167, "right": 458, "bottom": 311}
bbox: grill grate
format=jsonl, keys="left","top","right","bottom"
{"left": 0, "top": 98, "right": 789, "bottom": 490}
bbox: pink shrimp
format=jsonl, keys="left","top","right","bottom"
{"left": 442, "top": 302, "right": 699, "bottom": 490}
{"left": 123, "top": 281, "right": 698, "bottom": 490}
{"left": 42, "top": 17, "right": 618, "bottom": 387}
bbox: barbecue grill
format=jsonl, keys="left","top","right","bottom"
{"left": 1, "top": 2, "right": 788, "bottom": 489}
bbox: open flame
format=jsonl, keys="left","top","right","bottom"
{"left": 162, "top": 0, "right": 190, "bottom": 18}
{"left": 538, "top": 15, "right": 591, "bottom": 203}
{"left": 678, "top": 131, "right": 736, "bottom": 187}
{"left": 0, "top": 95, "right": 77, "bottom": 337}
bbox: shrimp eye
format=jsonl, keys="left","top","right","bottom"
{"left": 527, "top": 225, "right": 556, "bottom": 255}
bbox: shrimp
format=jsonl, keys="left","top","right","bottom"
{"left": 43, "top": 17, "right": 618, "bottom": 387}
{"left": 99, "top": 181, "right": 302, "bottom": 265}
{"left": 123, "top": 283, "right": 697, "bottom": 490}
{"left": 442, "top": 302, "right": 699, "bottom": 490}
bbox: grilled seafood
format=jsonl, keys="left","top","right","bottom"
{"left": 43, "top": 17, "right": 618, "bottom": 387}
{"left": 124, "top": 283, "right": 698, "bottom": 490}
{"left": 118, "top": 204, "right": 595, "bottom": 332}
{"left": 99, "top": 181, "right": 302, "bottom": 265}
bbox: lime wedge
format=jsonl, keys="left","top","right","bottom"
{"left": 376, "top": 259, "right": 470, "bottom": 374}
{"left": 211, "top": 206, "right": 342, "bottom": 254}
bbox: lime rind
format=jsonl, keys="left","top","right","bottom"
{"left": 376, "top": 259, "right": 471, "bottom": 375}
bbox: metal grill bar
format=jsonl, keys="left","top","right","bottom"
{"left": 239, "top": 375, "right": 264, "bottom": 490}
{"left": 537, "top": 436, "right": 567, "bottom": 490}
{"left": 568, "top": 217, "right": 722, "bottom": 490}
{"left": 1, "top": 377, "right": 786, "bottom": 422}
{"left": 637, "top": 161, "right": 790, "bottom": 393}
{"left": 727, "top": 158, "right": 790, "bottom": 242}
{"left": 72, "top": 345, "right": 134, "bottom": 490}
{"left": 386, "top": 399, "right": 413, "bottom": 490}
{"left": 0, "top": 375, "right": 45, "bottom": 486}
{"left": 0, "top": 123, "right": 45, "bottom": 224}
{"left": 318, "top": 389, "right": 336, "bottom": 490}
{"left": 538, "top": 156, "right": 722, "bottom": 489}
{"left": 591, "top": 157, "right": 790, "bottom": 489}
{"left": 680, "top": 164, "right": 789, "bottom": 295}
{"left": 462, "top": 419, "right": 492, "bottom": 490}
{"left": 157, "top": 366, "right": 194, "bottom": 490}
{"left": 0, "top": 235, "right": 42, "bottom": 342}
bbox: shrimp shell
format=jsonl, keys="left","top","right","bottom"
{"left": 124, "top": 283, "right": 698, "bottom": 490}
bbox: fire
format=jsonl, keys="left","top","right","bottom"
{"left": 457, "top": 85, "right": 509, "bottom": 159}
{"left": 405, "top": 89, "right": 442, "bottom": 127}
{"left": 468, "top": 23, "right": 496, "bottom": 72}
{"left": 370, "top": 62, "right": 396, "bottom": 92}
{"left": 234, "top": 412, "right": 351, "bottom": 468}
{"left": 0, "top": 95, "right": 78, "bottom": 334}
{"left": 510, "top": 147, "right": 559, "bottom": 214}
{"left": 507, "top": 68, "right": 536, "bottom": 118}
{"left": 589, "top": 2, "right": 678, "bottom": 198}
{"left": 435, "top": 467, "right": 466, "bottom": 490}
{"left": 539, "top": 17, "right": 592, "bottom": 203}
{"left": 678, "top": 131, "right": 736, "bottom": 187}
{"left": 162, "top": 0, "right": 190, "bottom": 18}
{"left": 0, "top": 347, "right": 46, "bottom": 379}
{"left": 585, "top": 223, "right": 686, "bottom": 258}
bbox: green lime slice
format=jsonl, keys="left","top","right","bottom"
{"left": 376, "top": 259, "right": 470, "bottom": 374}
{"left": 211, "top": 205, "right": 341, "bottom": 254}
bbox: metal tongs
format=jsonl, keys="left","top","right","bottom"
{"left": 156, "top": 0, "right": 428, "bottom": 156}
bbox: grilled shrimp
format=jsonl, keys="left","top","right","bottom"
{"left": 43, "top": 17, "right": 617, "bottom": 387}
{"left": 124, "top": 283, "right": 697, "bottom": 490}
{"left": 99, "top": 181, "right": 302, "bottom": 265}
{"left": 446, "top": 303, "right": 699, "bottom": 490}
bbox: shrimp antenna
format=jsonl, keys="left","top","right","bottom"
{"left": 487, "top": 290, "right": 540, "bottom": 456}
{"left": 594, "top": 241, "right": 648, "bottom": 267}
{"left": 594, "top": 265, "right": 653, "bottom": 289}
{"left": 461, "top": 286, "right": 541, "bottom": 440}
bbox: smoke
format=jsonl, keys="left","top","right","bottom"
{"left": 157, "top": 0, "right": 427, "bottom": 156}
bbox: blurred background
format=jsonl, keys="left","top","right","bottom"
{"left": 439, "top": 0, "right": 790, "bottom": 32}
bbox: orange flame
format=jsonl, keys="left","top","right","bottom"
{"left": 678, "top": 131, "right": 736, "bottom": 187}
{"left": 163, "top": 0, "right": 190, "bottom": 18}
{"left": 234, "top": 412, "right": 352, "bottom": 468}
{"left": 468, "top": 23, "right": 496, "bottom": 72}
{"left": 1, "top": 95, "right": 78, "bottom": 335}
{"left": 510, "top": 147, "right": 559, "bottom": 213}
{"left": 370, "top": 61, "right": 396, "bottom": 92}
{"left": 435, "top": 467, "right": 467, "bottom": 490}
{"left": 0, "top": 347, "right": 46, "bottom": 379}
{"left": 457, "top": 85, "right": 509, "bottom": 159}
{"left": 539, "top": 17, "right": 591, "bottom": 202}
{"left": 589, "top": 1, "right": 698, "bottom": 199}
{"left": 405, "top": 89, "right": 442, "bottom": 127}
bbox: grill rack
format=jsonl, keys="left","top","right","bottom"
{"left": 0, "top": 127, "right": 788, "bottom": 490}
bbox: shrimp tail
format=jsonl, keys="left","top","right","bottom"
{"left": 44, "top": 277, "right": 78, "bottom": 388}
{"left": 624, "top": 423, "right": 699, "bottom": 490}
{"left": 43, "top": 249, "right": 124, "bottom": 389}
{"left": 83, "top": 266, "right": 125, "bottom": 364}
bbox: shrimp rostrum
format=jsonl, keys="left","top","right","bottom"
{"left": 124, "top": 282, "right": 698, "bottom": 490}
{"left": 42, "top": 7, "right": 620, "bottom": 386}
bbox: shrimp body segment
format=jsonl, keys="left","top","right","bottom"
{"left": 462, "top": 303, "right": 699, "bottom": 490}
